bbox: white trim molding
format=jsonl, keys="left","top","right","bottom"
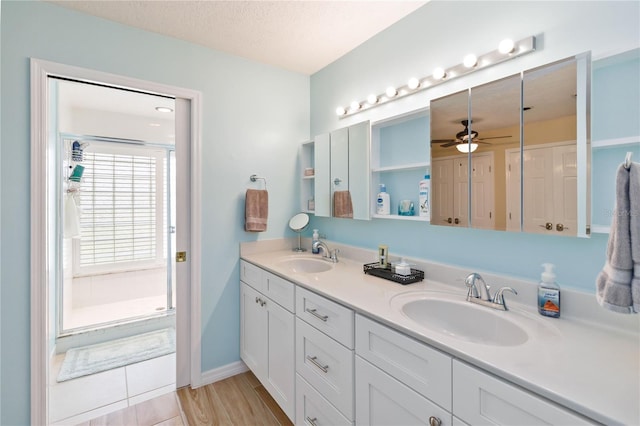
{"left": 30, "top": 58, "right": 203, "bottom": 424}
{"left": 199, "top": 361, "right": 249, "bottom": 388}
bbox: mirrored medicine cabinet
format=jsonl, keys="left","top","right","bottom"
{"left": 430, "top": 53, "right": 591, "bottom": 237}
{"left": 313, "top": 120, "right": 370, "bottom": 220}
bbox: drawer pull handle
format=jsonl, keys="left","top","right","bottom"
{"left": 306, "top": 355, "right": 329, "bottom": 373}
{"left": 306, "top": 308, "right": 328, "bottom": 322}
{"left": 306, "top": 416, "right": 319, "bottom": 426}
{"left": 429, "top": 416, "right": 441, "bottom": 426}
{"left": 255, "top": 297, "right": 260, "bottom": 304}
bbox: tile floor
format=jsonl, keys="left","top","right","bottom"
{"left": 49, "top": 352, "right": 176, "bottom": 425}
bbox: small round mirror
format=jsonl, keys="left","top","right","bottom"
{"left": 289, "top": 212, "right": 310, "bottom": 232}
{"left": 289, "top": 213, "right": 310, "bottom": 252}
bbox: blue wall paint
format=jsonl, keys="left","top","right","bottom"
{"left": 310, "top": 1, "right": 639, "bottom": 293}
{"left": 1, "top": 2, "right": 309, "bottom": 423}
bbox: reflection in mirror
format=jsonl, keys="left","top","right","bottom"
{"left": 431, "top": 90, "right": 470, "bottom": 227}
{"left": 470, "top": 74, "right": 521, "bottom": 231}
{"left": 289, "top": 212, "right": 310, "bottom": 252}
{"left": 522, "top": 57, "right": 583, "bottom": 237}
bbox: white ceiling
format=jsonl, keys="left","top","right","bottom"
{"left": 47, "top": 0, "right": 428, "bottom": 75}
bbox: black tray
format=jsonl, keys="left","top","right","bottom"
{"left": 363, "top": 263, "right": 424, "bottom": 285}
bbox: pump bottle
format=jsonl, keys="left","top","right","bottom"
{"left": 538, "top": 263, "right": 560, "bottom": 318}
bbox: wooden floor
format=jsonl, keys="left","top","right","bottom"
{"left": 178, "top": 371, "right": 293, "bottom": 426}
{"left": 77, "top": 392, "right": 184, "bottom": 426}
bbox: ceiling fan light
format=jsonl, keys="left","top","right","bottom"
{"left": 456, "top": 142, "right": 478, "bottom": 153}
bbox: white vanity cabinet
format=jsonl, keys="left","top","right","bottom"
{"left": 239, "top": 261, "right": 295, "bottom": 421}
{"left": 295, "top": 286, "right": 355, "bottom": 424}
{"left": 355, "top": 314, "right": 453, "bottom": 426}
{"left": 453, "top": 361, "right": 594, "bottom": 425}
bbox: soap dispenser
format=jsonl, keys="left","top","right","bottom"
{"left": 376, "top": 184, "right": 390, "bottom": 215}
{"left": 538, "top": 263, "right": 560, "bottom": 318}
{"left": 311, "top": 229, "right": 320, "bottom": 254}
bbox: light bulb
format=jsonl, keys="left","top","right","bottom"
{"left": 385, "top": 87, "right": 397, "bottom": 98}
{"left": 498, "top": 39, "right": 515, "bottom": 54}
{"left": 336, "top": 106, "right": 346, "bottom": 116}
{"left": 456, "top": 142, "right": 478, "bottom": 153}
{"left": 367, "top": 94, "right": 378, "bottom": 105}
{"left": 433, "top": 67, "right": 446, "bottom": 80}
{"left": 407, "top": 78, "right": 420, "bottom": 90}
{"left": 463, "top": 54, "right": 478, "bottom": 68}
{"left": 350, "top": 101, "right": 361, "bottom": 111}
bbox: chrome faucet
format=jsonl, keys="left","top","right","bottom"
{"left": 464, "top": 272, "right": 517, "bottom": 311}
{"left": 312, "top": 240, "right": 339, "bottom": 263}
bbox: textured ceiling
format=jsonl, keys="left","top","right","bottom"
{"left": 47, "top": 0, "right": 427, "bottom": 75}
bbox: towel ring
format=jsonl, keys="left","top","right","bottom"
{"left": 250, "top": 174, "right": 267, "bottom": 190}
{"left": 624, "top": 152, "right": 633, "bottom": 170}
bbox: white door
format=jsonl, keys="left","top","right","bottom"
{"left": 453, "top": 157, "right": 469, "bottom": 227}
{"left": 432, "top": 158, "right": 454, "bottom": 226}
{"left": 470, "top": 153, "right": 494, "bottom": 229}
{"left": 552, "top": 144, "right": 577, "bottom": 235}
{"left": 240, "top": 282, "right": 267, "bottom": 378}
{"left": 505, "top": 149, "right": 521, "bottom": 232}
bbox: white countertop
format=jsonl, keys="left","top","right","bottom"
{"left": 240, "top": 240, "right": 640, "bottom": 425}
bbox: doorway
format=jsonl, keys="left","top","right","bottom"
{"left": 30, "top": 59, "right": 202, "bottom": 425}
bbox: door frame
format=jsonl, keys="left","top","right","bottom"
{"left": 30, "top": 58, "right": 203, "bottom": 425}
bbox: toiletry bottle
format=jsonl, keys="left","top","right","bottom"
{"left": 377, "top": 184, "right": 391, "bottom": 215}
{"left": 419, "top": 170, "right": 430, "bottom": 219}
{"left": 378, "top": 244, "right": 388, "bottom": 268}
{"left": 311, "top": 229, "right": 320, "bottom": 254}
{"left": 538, "top": 263, "right": 560, "bottom": 318}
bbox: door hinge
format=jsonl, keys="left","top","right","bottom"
{"left": 176, "top": 251, "right": 187, "bottom": 262}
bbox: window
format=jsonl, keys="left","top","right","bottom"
{"left": 73, "top": 142, "right": 167, "bottom": 276}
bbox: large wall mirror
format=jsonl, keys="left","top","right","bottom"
{"left": 430, "top": 53, "right": 591, "bottom": 237}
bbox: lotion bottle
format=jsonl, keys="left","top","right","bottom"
{"left": 377, "top": 184, "right": 390, "bottom": 215}
{"left": 538, "top": 263, "right": 560, "bottom": 318}
{"left": 419, "top": 170, "right": 430, "bottom": 219}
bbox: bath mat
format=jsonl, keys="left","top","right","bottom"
{"left": 57, "top": 328, "right": 175, "bottom": 382}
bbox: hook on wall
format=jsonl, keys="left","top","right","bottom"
{"left": 250, "top": 174, "right": 267, "bottom": 190}
{"left": 624, "top": 152, "right": 633, "bottom": 170}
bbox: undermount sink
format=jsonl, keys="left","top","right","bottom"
{"left": 393, "top": 293, "right": 529, "bottom": 346}
{"left": 276, "top": 257, "right": 333, "bottom": 273}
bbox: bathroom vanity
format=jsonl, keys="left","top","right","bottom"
{"left": 240, "top": 240, "right": 639, "bottom": 425}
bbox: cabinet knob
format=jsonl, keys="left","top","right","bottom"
{"left": 260, "top": 299, "right": 266, "bottom": 307}
{"left": 556, "top": 223, "right": 567, "bottom": 232}
{"left": 454, "top": 217, "right": 460, "bottom": 225}
{"left": 446, "top": 217, "right": 452, "bottom": 224}
{"left": 255, "top": 297, "right": 260, "bottom": 304}
{"left": 539, "top": 222, "right": 553, "bottom": 230}
{"left": 429, "top": 416, "right": 442, "bottom": 426}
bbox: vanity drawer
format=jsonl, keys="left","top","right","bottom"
{"left": 296, "top": 317, "right": 354, "bottom": 420}
{"left": 453, "top": 360, "right": 594, "bottom": 425}
{"left": 296, "top": 286, "right": 354, "bottom": 348}
{"left": 240, "top": 260, "right": 263, "bottom": 292}
{"left": 296, "top": 373, "right": 352, "bottom": 426}
{"left": 356, "top": 314, "right": 452, "bottom": 411}
{"left": 263, "top": 270, "right": 294, "bottom": 312}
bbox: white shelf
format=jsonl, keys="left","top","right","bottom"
{"left": 592, "top": 135, "right": 640, "bottom": 148}
{"left": 372, "top": 162, "right": 430, "bottom": 173}
{"left": 302, "top": 175, "right": 315, "bottom": 180}
{"left": 590, "top": 224, "right": 610, "bottom": 234}
{"left": 373, "top": 214, "right": 429, "bottom": 222}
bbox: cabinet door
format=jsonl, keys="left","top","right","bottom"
{"left": 432, "top": 158, "right": 454, "bottom": 226}
{"left": 265, "top": 295, "right": 295, "bottom": 420}
{"left": 348, "top": 121, "right": 370, "bottom": 220}
{"left": 356, "top": 356, "right": 452, "bottom": 426}
{"left": 453, "top": 361, "right": 593, "bottom": 425}
{"left": 240, "top": 282, "right": 267, "bottom": 378}
{"left": 331, "top": 126, "right": 350, "bottom": 208}
{"left": 470, "top": 153, "right": 494, "bottom": 229}
{"left": 314, "top": 133, "right": 331, "bottom": 217}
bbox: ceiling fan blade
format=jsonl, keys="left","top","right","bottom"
{"left": 431, "top": 139, "right": 453, "bottom": 143}
{"left": 478, "top": 135, "right": 512, "bottom": 140}
{"left": 440, "top": 141, "right": 458, "bottom": 147}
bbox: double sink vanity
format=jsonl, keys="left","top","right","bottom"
{"left": 240, "top": 240, "right": 639, "bottom": 426}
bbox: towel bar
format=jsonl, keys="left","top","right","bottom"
{"left": 250, "top": 174, "right": 267, "bottom": 189}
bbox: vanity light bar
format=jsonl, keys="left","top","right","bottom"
{"left": 336, "top": 36, "right": 537, "bottom": 118}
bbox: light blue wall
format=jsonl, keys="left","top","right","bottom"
{"left": 310, "top": 1, "right": 640, "bottom": 291}
{"left": 1, "top": 2, "right": 309, "bottom": 423}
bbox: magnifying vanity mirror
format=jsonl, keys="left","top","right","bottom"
{"left": 289, "top": 212, "right": 310, "bottom": 251}
{"left": 430, "top": 53, "right": 591, "bottom": 237}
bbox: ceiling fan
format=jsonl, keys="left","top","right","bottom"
{"left": 432, "top": 120, "right": 511, "bottom": 148}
